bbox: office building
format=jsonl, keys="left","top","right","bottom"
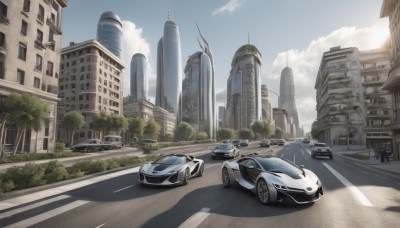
{"left": 0, "top": 0, "right": 67, "bottom": 153}
{"left": 261, "top": 85, "right": 274, "bottom": 125}
{"left": 96, "top": 11, "right": 123, "bottom": 59}
{"left": 130, "top": 53, "right": 147, "bottom": 100}
{"left": 218, "top": 106, "right": 225, "bottom": 129}
{"left": 280, "top": 67, "right": 300, "bottom": 137}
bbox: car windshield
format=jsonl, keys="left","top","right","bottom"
{"left": 154, "top": 155, "right": 186, "bottom": 165}
{"left": 256, "top": 157, "right": 302, "bottom": 179}
{"left": 217, "top": 144, "right": 233, "bottom": 150}
{"left": 315, "top": 143, "right": 328, "bottom": 147}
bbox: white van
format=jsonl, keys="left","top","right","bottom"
{"left": 103, "top": 135, "right": 123, "bottom": 149}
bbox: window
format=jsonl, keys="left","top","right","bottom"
{"left": 41, "top": 83, "right": 46, "bottom": 91}
{"left": 80, "top": 75, "right": 84, "bottom": 80}
{"left": 35, "top": 54, "right": 42, "bottom": 71}
{"left": 0, "top": 32, "right": 4, "bottom": 48}
{"left": 33, "top": 77, "right": 40, "bottom": 88}
{"left": 98, "top": 96, "right": 101, "bottom": 103}
{"left": 80, "top": 66, "right": 85, "bottom": 72}
{"left": 18, "top": 43, "right": 27, "bottom": 61}
{"left": 23, "top": 0, "right": 30, "bottom": 12}
{"left": 46, "top": 61, "right": 53, "bottom": 76}
{"left": 21, "top": 20, "right": 28, "bottom": 36}
{"left": 0, "top": 1, "right": 8, "bottom": 18}
{"left": 17, "top": 69, "right": 25, "bottom": 85}
{"left": 37, "top": 4, "right": 44, "bottom": 22}
{"left": 36, "top": 29, "right": 43, "bottom": 42}
{"left": 0, "top": 61, "right": 4, "bottom": 79}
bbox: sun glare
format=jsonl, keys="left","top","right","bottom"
{"left": 371, "top": 27, "right": 390, "bottom": 48}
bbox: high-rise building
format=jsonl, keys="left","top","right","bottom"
{"left": 182, "top": 26, "right": 215, "bottom": 139}
{"left": 96, "top": 11, "right": 123, "bottom": 59}
{"left": 130, "top": 53, "right": 147, "bottom": 100}
{"left": 225, "top": 43, "right": 262, "bottom": 130}
{"left": 279, "top": 67, "right": 300, "bottom": 136}
{"left": 218, "top": 106, "right": 225, "bottom": 129}
{"left": 58, "top": 40, "right": 125, "bottom": 145}
{"left": 261, "top": 85, "right": 274, "bottom": 125}
{"left": 273, "top": 108, "right": 289, "bottom": 133}
{"left": 156, "top": 17, "right": 182, "bottom": 120}
{"left": 0, "top": 0, "right": 68, "bottom": 153}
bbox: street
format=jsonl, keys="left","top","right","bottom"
{"left": 0, "top": 142, "right": 399, "bottom": 228}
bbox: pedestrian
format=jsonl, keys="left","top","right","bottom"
{"left": 378, "top": 144, "right": 390, "bottom": 163}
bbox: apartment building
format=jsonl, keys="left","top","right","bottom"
{"left": 57, "top": 40, "right": 125, "bottom": 145}
{"left": 0, "top": 0, "right": 67, "bottom": 152}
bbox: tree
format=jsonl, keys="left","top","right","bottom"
{"left": 0, "top": 100, "right": 9, "bottom": 157}
{"left": 164, "top": 133, "right": 173, "bottom": 142}
{"left": 311, "top": 120, "right": 321, "bottom": 140}
{"left": 143, "top": 118, "right": 160, "bottom": 139}
{"left": 275, "top": 127, "right": 286, "bottom": 139}
{"left": 251, "top": 121, "right": 266, "bottom": 139}
{"left": 108, "top": 114, "right": 128, "bottom": 135}
{"left": 91, "top": 111, "right": 109, "bottom": 139}
{"left": 174, "top": 122, "right": 194, "bottom": 141}
{"left": 6, "top": 93, "right": 49, "bottom": 155}
{"left": 61, "top": 111, "right": 85, "bottom": 147}
{"left": 217, "top": 128, "right": 234, "bottom": 141}
{"left": 128, "top": 117, "right": 145, "bottom": 138}
{"left": 196, "top": 132, "right": 208, "bottom": 141}
{"left": 238, "top": 128, "right": 253, "bottom": 140}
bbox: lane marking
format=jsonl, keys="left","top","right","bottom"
{"left": 113, "top": 185, "right": 134, "bottom": 193}
{"left": 322, "top": 163, "right": 373, "bottom": 207}
{"left": 178, "top": 207, "right": 211, "bottom": 228}
{"left": 0, "top": 195, "right": 71, "bottom": 220}
{"left": 95, "top": 224, "right": 106, "bottom": 228}
{"left": 4, "top": 200, "right": 90, "bottom": 228}
{"left": 293, "top": 154, "right": 296, "bottom": 163}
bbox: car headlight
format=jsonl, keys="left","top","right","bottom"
{"left": 273, "top": 183, "right": 289, "bottom": 191}
{"left": 140, "top": 169, "right": 145, "bottom": 173}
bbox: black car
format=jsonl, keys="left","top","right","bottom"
{"left": 211, "top": 144, "right": 239, "bottom": 159}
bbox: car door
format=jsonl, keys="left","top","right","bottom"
{"left": 246, "top": 159, "right": 262, "bottom": 184}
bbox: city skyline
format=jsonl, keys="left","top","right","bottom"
{"left": 61, "top": 0, "right": 389, "bottom": 133}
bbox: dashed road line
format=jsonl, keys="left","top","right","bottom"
{"left": 178, "top": 207, "right": 211, "bottom": 228}
{"left": 113, "top": 185, "right": 134, "bottom": 193}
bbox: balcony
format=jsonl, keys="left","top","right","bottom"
{"left": 56, "top": 0, "right": 69, "bottom": 7}
{"left": 0, "top": 14, "right": 9, "bottom": 25}
{"left": 34, "top": 40, "right": 46, "bottom": 50}
{"left": 328, "top": 87, "right": 353, "bottom": 95}
{"left": 328, "top": 75, "right": 351, "bottom": 85}
{"left": 0, "top": 46, "right": 6, "bottom": 55}
{"left": 366, "top": 114, "right": 391, "bottom": 119}
{"left": 46, "top": 18, "right": 62, "bottom": 35}
{"left": 361, "top": 65, "right": 387, "bottom": 73}
{"left": 362, "top": 78, "right": 385, "bottom": 86}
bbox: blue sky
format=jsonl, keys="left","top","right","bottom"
{"left": 61, "top": 0, "right": 389, "bottom": 132}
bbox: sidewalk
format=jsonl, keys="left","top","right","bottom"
{"left": 333, "top": 149, "right": 400, "bottom": 175}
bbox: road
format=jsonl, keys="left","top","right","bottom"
{"left": 0, "top": 142, "right": 399, "bottom": 228}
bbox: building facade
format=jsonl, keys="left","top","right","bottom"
{"left": 153, "top": 106, "right": 176, "bottom": 142}
{"left": 280, "top": 67, "right": 300, "bottom": 137}
{"left": 130, "top": 53, "right": 147, "bottom": 100}
{"left": 360, "top": 49, "right": 392, "bottom": 150}
{"left": 123, "top": 96, "right": 153, "bottom": 122}
{"left": 315, "top": 46, "right": 365, "bottom": 146}
{"left": 57, "top": 40, "right": 125, "bottom": 145}
{"left": 218, "top": 106, "right": 225, "bottom": 129}
{"left": 0, "top": 0, "right": 67, "bottom": 153}
{"left": 156, "top": 19, "right": 182, "bottom": 120}
{"left": 261, "top": 84, "right": 274, "bottom": 126}
{"left": 96, "top": 11, "right": 123, "bottom": 59}
{"left": 225, "top": 44, "right": 262, "bottom": 130}
{"left": 273, "top": 108, "right": 288, "bottom": 134}
{"left": 381, "top": 0, "right": 400, "bottom": 160}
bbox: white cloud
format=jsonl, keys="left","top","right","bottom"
{"left": 212, "top": 0, "right": 246, "bottom": 15}
{"left": 264, "top": 21, "right": 389, "bottom": 133}
{"left": 121, "top": 21, "right": 154, "bottom": 101}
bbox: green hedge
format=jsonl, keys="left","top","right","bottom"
{"left": 0, "top": 152, "right": 83, "bottom": 164}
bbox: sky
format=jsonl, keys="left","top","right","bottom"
{"left": 61, "top": 0, "right": 389, "bottom": 133}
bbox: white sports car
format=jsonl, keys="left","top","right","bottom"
{"left": 221, "top": 154, "right": 323, "bottom": 204}
{"left": 139, "top": 154, "right": 204, "bottom": 186}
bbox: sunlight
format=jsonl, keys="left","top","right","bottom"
{"left": 371, "top": 27, "right": 390, "bottom": 48}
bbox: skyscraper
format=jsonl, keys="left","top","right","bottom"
{"left": 225, "top": 43, "right": 262, "bottom": 130}
{"left": 156, "top": 16, "right": 183, "bottom": 120}
{"left": 261, "top": 85, "right": 273, "bottom": 125}
{"left": 181, "top": 26, "right": 216, "bottom": 140}
{"left": 279, "top": 67, "right": 300, "bottom": 136}
{"left": 96, "top": 11, "right": 123, "bottom": 59}
{"left": 130, "top": 53, "right": 147, "bottom": 100}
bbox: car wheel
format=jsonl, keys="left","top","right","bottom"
{"left": 329, "top": 155, "right": 333, "bottom": 159}
{"left": 212, "top": 156, "right": 216, "bottom": 160}
{"left": 182, "top": 168, "right": 190, "bottom": 185}
{"left": 312, "top": 153, "right": 316, "bottom": 158}
{"left": 85, "top": 147, "right": 91, "bottom": 153}
{"left": 222, "top": 168, "right": 230, "bottom": 188}
{"left": 257, "top": 178, "right": 270, "bottom": 204}
{"left": 198, "top": 163, "right": 204, "bottom": 177}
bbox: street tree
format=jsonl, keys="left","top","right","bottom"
{"left": 91, "top": 111, "right": 109, "bottom": 139}
{"left": 6, "top": 93, "right": 49, "bottom": 155}
{"left": 311, "top": 120, "right": 321, "bottom": 140}
{"left": 174, "top": 122, "right": 194, "bottom": 141}
{"left": 217, "top": 128, "right": 234, "bottom": 141}
{"left": 238, "top": 128, "right": 253, "bottom": 140}
{"left": 61, "top": 111, "right": 85, "bottom": 147}
{"left": 251, "top": 120, "right": 266, "bottom": 139}
{"left": 275, "top": 127, "right": 286, "bottom": 139}
{"left": 108, "top": 114, "right": 128, "bottom": 135}
{"left": 143, "top": 118, "right": 160, "bottom": 139}
{"left": 196, "top": 132, "right": 208, "bottom": 141}
{"left": 128, "top": 117, "right": 145, "bottom": 138}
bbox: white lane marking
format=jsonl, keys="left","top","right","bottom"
{"left": 322, "top": 163, "right": 373, "bottom": 207}
{"left": 293, "top": 154, "right": 296, "bottom": 163}
{"left": 113, "top": 185, "right": 134, "bottom": 193}
{"left": 0, "top": 195, "right": 71, "bottom": 220}
{"left": 0, "top": 167, "right": 139, "bottom": 211}
{"left": 4, "top": 200, "right": 90, "bottom": 228}
{"left": 95, "top": 224, "right": 106, "bottom": 228}
{"left": 178, "top": 207, "right": 211, "bottom": 228}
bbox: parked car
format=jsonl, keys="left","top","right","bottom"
{"left": 103, "top": 135, "right": 123, "bottom": 149}
{"left": 240, "top": 139, "right": 249, "bottom": 146}
{"left": 260, "top": 140, "right": 270, "bottom": 147}
{"left": 211, "top": 144, "right": 239, "bottom": 159}
{"left": 70, "top": 139, "right": 104, "bottom": 152}
{"left": 139, "top": 154, "right": 204, "bottom": 186}
{"left": 311, "top": 143, "right": 333, "bottom": 159}
{"left": 302, "top": 138, "right": 310, "bottom": 143}
{"left": 270, "top": 139, "right": 277, "bottom": 145}
{"left": 222, "top": 139, "right": 231, "bottom": 144}
{"left": 232, "top": 140, "right": 240, "bottom": 147}
{"left": 277, "top": 139, "right": 285, "bottom": 146}
{"left": 221, "top": 154, "right": 323, "bottom": 204}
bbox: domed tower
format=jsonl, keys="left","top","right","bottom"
{"left": 130, "top": 53, "right": 147, "bottom": 100}
{"left": 96, "top": 11, "right": 123, "bottom": 59}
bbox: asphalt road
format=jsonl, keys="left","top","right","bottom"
{"left": 0, "top": 142, "right": 399, "bottom": 228}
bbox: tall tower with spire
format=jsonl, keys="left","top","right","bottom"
{"left": 156, "top": 5, "right": 183, "bottom": 120}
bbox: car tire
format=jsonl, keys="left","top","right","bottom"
{"left": 182, "top": 168, "right": 190, "bottom": 185}
{"left": 329, "top": 155, "right": 333, "bottom": 159}
{"left": 312, "top": 153, "right": 316, "bottom": 158}
{"left": 212, "top": 156, "right": 216, "bottom": 160}
{"left": 222, "top": 168, "right": 230, "bottom": 188}
{"left": 85, "top": 147, "right": 91, "bottom": 153}
{"left": 256, "top": 178, "right": 271, "bottom": 205}
{"left": 198, "top": 163, "right": 204, "bottom": 177}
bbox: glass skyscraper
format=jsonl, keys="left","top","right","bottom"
{"left": 226, "top": 44, "right": 262, "bottom": 130}
{"left": 130, "top": 53, "right": 147, "bottom": 100}
{"left": 279, "top": 67, "right": 300, "bottom": 136}
{"left": 96, "top": 11, "right": 123, "bottom": 59}
{"left": 156, "top": 19, "right": 183, "bottom": 119}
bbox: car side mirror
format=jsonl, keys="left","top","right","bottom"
{"left": 189, "top": 155, "right": 194, "bottom": 160}
{"left": 248, "top": 165, "right": 255, "bottom": 169}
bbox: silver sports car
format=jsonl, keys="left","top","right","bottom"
{"left": 139, "top": 154, "right": 204, "bottom": 186}
{"left": 221, "top": 154, "right": 323, "bottom": 204}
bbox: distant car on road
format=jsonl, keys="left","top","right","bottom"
{"left": 232, "top": 140, "right": 240, "bottom": 147}
{"left": 311, "top": 143, "right": 333, "bottom": 159}
{"left": 211, "top": 143, "right": 239, "bottom": 159}
{"left": 260, "top": 140, "right": 270, "bottom": 147}
{"left": 277, "top": 139, "right": 285, "bottom": 146}
{"left": 222, "top": 139, "right": 231, "bottom": 144}
{"left": 240, "top": 139, "right": 249, "bottom": 146}
{"left": 270, "top": 139, "right": 277, "bottom": 145}
{"left": 302, "top": 138, "right": 310, "bottom": 143}
{"left": 70, "top": 139, "right": 104, "bottom": 152}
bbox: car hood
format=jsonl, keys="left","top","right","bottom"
{"left": 213, "top": 149, "right": 233, "bottom": 153}
{"left": 265, "top": 168, "right": 320, "bottom": 194}
{"left": 140, "top": 163, "right": 183, "bottom": 175}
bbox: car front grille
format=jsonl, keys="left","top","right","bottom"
{"left": 144, "top": 175, "right": 170, "bottom": 184}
